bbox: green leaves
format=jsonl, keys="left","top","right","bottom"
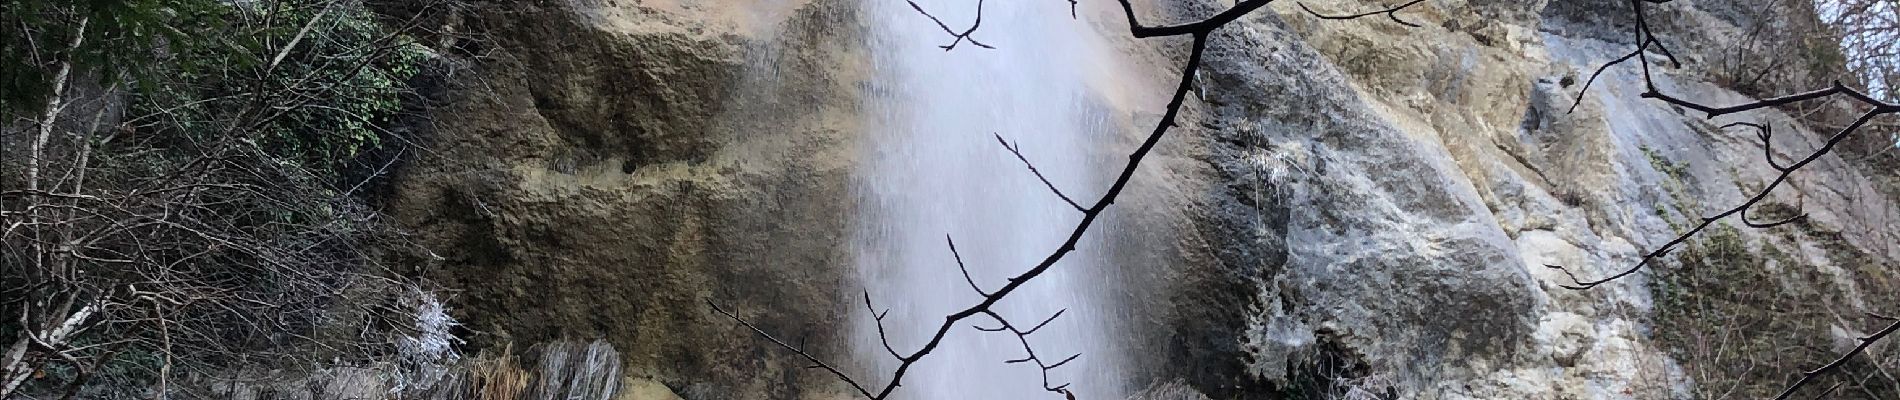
{"left": 125, "top": 0, "right": 425, "bottom": 183}
{"left": 6, "top": 0, "right": 424, "bottom": 183}
{"left": 248, "top": 3, "right": 425, "bottom": 181}
{"left": 0, "top": 0, "right": 230, "bottom": 112}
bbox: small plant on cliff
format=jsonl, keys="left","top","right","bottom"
{"left": 1652, "top": 225, "right": 1899, "bottom": 399}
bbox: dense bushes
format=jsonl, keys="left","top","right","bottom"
{"left": 1, "top": 0, "right": 443, "bottom": 397}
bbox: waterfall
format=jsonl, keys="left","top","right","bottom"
{"left": 852, "top": 0, "right": 1130, "bottom": 398}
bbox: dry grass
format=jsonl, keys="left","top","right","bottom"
{"left": 431, "top": 350, "right": 532, "bottom": 400}
{"left": 422, "top": 339, "right": 623, "bottom": 400}
{"left": 189, "top": 339, "right": 626, "bottom": 400}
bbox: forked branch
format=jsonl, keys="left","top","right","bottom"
{"left": 1548, "top": 0, "right": 1899, "bottom": 290}
{"left": 1545, "top": 108, "right": 1886, "bottom": 289}
{"left": 908, "top": 0, "right": 994, "bottom": 50}
{"left": 996, "top": 133, "right": 1085, "bottom": 212}
{"left": 707, "top": 300, "right": 874, "bottom": 397}
{"left": 1296, "top": 0, "right": 1427, "bottom": 28}
{"left": 1771, "top": 318, "right": 1900, "bottom": 400}
{"left": 974, "top": 308, "right": 1079, "bottom": 393}
{"left": 1548, "top": 0, "right": 1899, "bottom": 397}
{"left": 710, "top": 1, "right": 1246, "bottom": 398}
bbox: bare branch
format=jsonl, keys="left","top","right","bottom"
{"left": 1549, "top": 0, "right": 1900, "bottom": 290}
{"left": 706, "top": 300, "right": 875, "bottom": 398}
{"left": 711, "top": 1, "right": 1243, "bottom": 396}
{"left": 1114, "top": 0, "right": 1275, "bottom": 39}
{"left": 906, "top": 0, "right": 994, "bottom": 50}
{"left": 863, "top": 290, "right": 905, "bottom": 360}
{"left": 974, "top": 308, "right": 1076, "bottom": 394}
{"left": 995, "top": 133, "right": 1085, "bottom": 212}
{"left": 717, "top": 0, "right": 1894, "bottom": 398}
{"left": 1772, "top": 319, "right": 1900, "bottom": 400}
{"left": 1809, "top": 382, "right": 1845, "bottom": 400}
{"left": 1548, "top": 109, "right": 1889, "bottom": 289}
{"left": 946, "top": 235, "right": 988, "bottom": 296}
{"left": 1723, "top": 122, "right": 1792, "bottom": 171}
{"left": 1296, "top": 0, "right": 1427, "bottom": 28}
{"left": 1569, "top": 47, "right": 1644, "bottom": 113}
{"left": 1022, "top": 308, "right": 1064, "bottom": 335}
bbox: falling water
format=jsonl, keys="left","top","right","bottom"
{"left": 852, "top": 0, "right": 1129, "bottom": 398}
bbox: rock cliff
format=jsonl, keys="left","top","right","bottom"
{"left": 383, "top": 0, "right": 1899, "bottom": 398}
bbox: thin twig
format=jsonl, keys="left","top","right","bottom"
{"left": 706, "top": 300, "right": 874, "bottom": 398}
{"left": 711, "top": 1, "right": 1259, "bottom": 396}
{"left": 974, "top": 309, "right": 1076, "bottom": 393}
{"left": 906, "top": 0, "right": 994, "bottom": 50}
{"left": 1547, "top": 1, "right": 1900, "bottom": 395}
{"left": 947, "top": 235, "right": 988, "bottom": 296}
{"left": 1773, "top": 318, "right": 1900, "bottom": 400}
{"left": 1548, "top": 109, "right": 1887, "bottom": 289}
{"left": 1297, "top": 0, "right": 1427, "bottom": 28}
{"left": 995, "top": 133, "right": 1085, "bottom": 212}
{"left": 1549, "top": 0, "right": 1900, "bottom": 289}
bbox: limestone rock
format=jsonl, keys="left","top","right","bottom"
{"left": 382, "top": 0, "right": 1899, "bottom": 398}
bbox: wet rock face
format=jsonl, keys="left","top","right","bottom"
{"left": 1180, "top": 1, "right": 1900, "bottom": 399}
{"left": 385, "top": 0, "right": 868, "bottom": 398}
{"left": 384, "top": 0, "right": 1896, "bottom": 398}
{"left": 1175, "top": 10, "right": 1539, "bottom": 396}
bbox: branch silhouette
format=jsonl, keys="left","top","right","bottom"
{"left": 1547, "top": 0, "right": 1900, "bottom": 289}
{"left": 1296, "top": 0, "right": 1427, "bottom": 28}
{"left": 716, "top": 0, "right": 1896, "bottom": 398}
{"left": 1771, "top": 316, "right": 1900, "bottom": 400}
{"left": 708, "top": 1, "right": 1278, "bottom": 398}
{"left": 908, "top": 0, "right": 993, "bottom": 50}
{"left": 1547, "top": 1, "right": 1898, "bottom": 398}
{"left": 997, "top": 133, "right": 1086, "bottom": 212}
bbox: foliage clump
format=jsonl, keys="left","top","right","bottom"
{"left": 1649, "top": 225, "right": 1898, "bottom": 399}
{"left": 2, "top": 0, "right": 440, "bottom": 397}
